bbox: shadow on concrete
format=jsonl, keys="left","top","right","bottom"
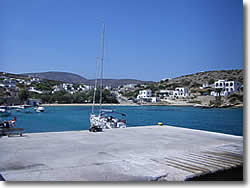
{"left": 186, "top": 166, "right": 243, "bottom": 181}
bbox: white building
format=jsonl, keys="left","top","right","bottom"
{"left": 224, "top": 81, "right": 241, "bottom": 93}
{"left": 52, "top": 85, "right": 63, "bottom": 94}
{"left": 26, "top": 99, "right": 41, "bottom": 106}
{"left": 158, "top": 89, "right": 173, "bottom": 97}
{"left": 28, "top": 87, "right": 43, "bottom": 94}
{"left": 160, "top": 78, "right": 171, "bottom": 82}
{"left": 200, "top": 82, "right": 214, "bottom": 89}
{"left": 158, "top": 88, "right": 189, "bottom": 99}
{"left": 123, "top": 84, "right": 136, "bottom": 89}
{"left": 62, "top": 83, "right": 73, "bottom": 91}
{"left": 105, "top": 86, "right": 112, "bottom": 90}
{"left": 137, "top": 89, "right": 152, "bottom": 100}
{"left": 211, "top": 80, "right": 241, "bottom": 96}
{"left": 151, "top": 97, "right": 160, "bottom": 103}
{"left": 77, "top": 85, "right": 86, "bottom": 92}
{"left": 174, "top": 87, "right": 189, "bottom": 97}
{"left": 84, "top": 85, "right": 94, "bottom": 90}
{"left": 30, "top": 77, "right": 41, "bottom": 83}
{"left": 1, "top": 78, "right": 16, "bottom": 88}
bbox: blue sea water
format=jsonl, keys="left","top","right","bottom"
{"left": 1, "top": 106, "right": 243, "bottom": 136}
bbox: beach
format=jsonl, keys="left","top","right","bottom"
{"left": 41, "top": 103, "right": 243, "bottom": 108}
{"left": 41, "top": 103, "right": 139, "bottom": 107}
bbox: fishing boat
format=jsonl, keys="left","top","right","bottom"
{"left": 89, "top": 25, "right": 127, "bottom": 132}
{"left": 0, "top": 106, "right": 11, "bottom": 117}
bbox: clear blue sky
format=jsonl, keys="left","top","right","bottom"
{"left": 0, "top": 0, "right": 243, "bottom": 81}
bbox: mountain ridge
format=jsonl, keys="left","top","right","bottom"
{"left": 23, "top": 71, "right": 155, "bottom": 87}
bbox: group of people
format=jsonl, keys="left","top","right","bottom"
{"left": 0, "top": 117, "right": 16, "bottom": 128}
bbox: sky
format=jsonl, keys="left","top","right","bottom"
{"left": 0, "top": 0, "right": 243, "bottom": 81}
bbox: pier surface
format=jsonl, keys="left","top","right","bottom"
{"left": 0, "top": 126, "right": 243, "bottom": 181}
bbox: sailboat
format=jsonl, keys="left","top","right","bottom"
{"left": 89, "top": 25, "right": 127, "bottom": 132}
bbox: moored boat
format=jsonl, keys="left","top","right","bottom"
{"left": 89, "top": 25, "right": 127, "bottom": 132}
{"left": 0, "top": 107, "right": 11, "bottom": 117}
{"left": 34, "top": 106, "right": 45, "bottom": 112}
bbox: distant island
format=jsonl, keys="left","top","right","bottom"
{"left": 0, "top": 69, "right": 243, "bottom": 108}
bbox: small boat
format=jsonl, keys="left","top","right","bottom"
{"left": 34, "top": 106, "right": 45, "bottom": 112}
{"left": 0, "top": 107, "right": 11, "bottom": 117}
{"left": 89, "top": 25, "right": 127, "bottom": 132}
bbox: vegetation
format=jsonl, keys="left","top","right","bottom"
{"left": 18, "top": 89, "right": 30, "bottom": 103}
{"left": 227, "top": 93, "right": 243, "bottom": 104}
{"left": 123, "top": 89, "right": 140, "bottom": 98}
{"left": 28, "top": 88, "right": 118, "bottom": 104}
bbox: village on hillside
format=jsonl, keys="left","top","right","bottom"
{"left": 0, "top": 70, "right": 243, "bottom": 108}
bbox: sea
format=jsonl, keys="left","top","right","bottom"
{"left": 1, "top": 106, "right": 243, "bottom": 136}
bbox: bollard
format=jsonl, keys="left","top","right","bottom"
{"left": 158, "top": 122, "right": 163, "bottom": 126}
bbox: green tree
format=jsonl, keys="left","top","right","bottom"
{"left": 158, "top": 85, "right": 165, "bottom": 89}
{"left": 208, "top": 79, "right": 215, "bottom": 85}
{"left": 18, "top": 89, "right": 30, "bottom": 103}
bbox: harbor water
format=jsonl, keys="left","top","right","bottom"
{"left": 0, "top": 106, "right": 243, "bottom": 136}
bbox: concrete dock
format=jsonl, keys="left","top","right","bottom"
{"left": 0, "top": 125, "right": 243, "bottom": 181}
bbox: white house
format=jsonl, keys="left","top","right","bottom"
{"left": 137, "top": 89, "right": 152, "bottom": 100}
{"left": 105, "top": 86, "right": 112, "bottom": 90}
{"left": 30, "top": 77, "right": 41, "bottom": 83}
{"left": 224, "top": 81, "right": 241, "bottom": 93}
{"left": 161, "top": 78, "right": 171, "bottom": 82}
{"left": 84, "top": 85, "right": 94, "bottom": 90}
{"left": 123, "top": 84, "right": 136, "bottom": 89}
{"left": 211, "top": 80, "right": 242, "bottom": 96}
{"left": 214, "top": 80, "right": 226, "bottom": 89}
{"left": 28, "top": 87, "right": 43, "bottom": 94}
{"left": 62, "top": 83, "right": 73, "bottom": 91}
{"left": 175, "top": 87, "right": 189, "bottom": 97}
{"left": 151, "top": 97, "right": 160, "bottom": 103}
{"left": 158, "top": 90, "right": 173, "bottom": 97}
{"left": 52, "top": 85, "right": 63, "bottom": 94}
{"left": 1, "top": 78, "right": 16, "bottom": 88}
{"left": 200, "top": 82, "right": 214, "bottom": 89}
{"left": 169, "top": 87, "right": 189, "bottom": 98}
{"left": 77, "top": 85, "right": 86, "bottom": 92}
{"left": 158, "top": 88, "right": 189, "bottom": 99}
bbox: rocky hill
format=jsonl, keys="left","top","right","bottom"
{"left": 24, "top": 72, "right": 89, "bottom": 84}
{"left": 161, "top": 69, "right": 243, "bottom": 89}
{"left": 24, "top": 71, "right": 154, "bottom": 87}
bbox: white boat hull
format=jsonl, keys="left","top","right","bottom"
{"left": 34, "top": 106, "right": 45, "bottom": 112}
{"left": 90, "top": 114, "right": 126, "bottom": 130}
{"left": 0, "top": 108, "right": 11, "bottom": 117}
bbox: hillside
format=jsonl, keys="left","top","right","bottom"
{"left": 24, "top": 71, "right": 154, "bottom": 87}
{"left": 88, "top": 79, "right": 154, "bottom": 88}
{"left": 24, "top": 72, "right": 89, "bottom": 84}
{"left": 161, "top": 69, "right": 243, "bottom": 89}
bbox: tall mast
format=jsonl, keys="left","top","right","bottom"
{"left": 99, "top": 24, "right": 105, "bottom": 114}
{"left": 91, "top": 57, "right": 100, "bottom": 114}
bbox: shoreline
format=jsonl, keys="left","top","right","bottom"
{"left": 41, "top": 103, "right": 139, "bottom": 106}
{"left": 41, "top": 103, "right": 243, "bottom": 108}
